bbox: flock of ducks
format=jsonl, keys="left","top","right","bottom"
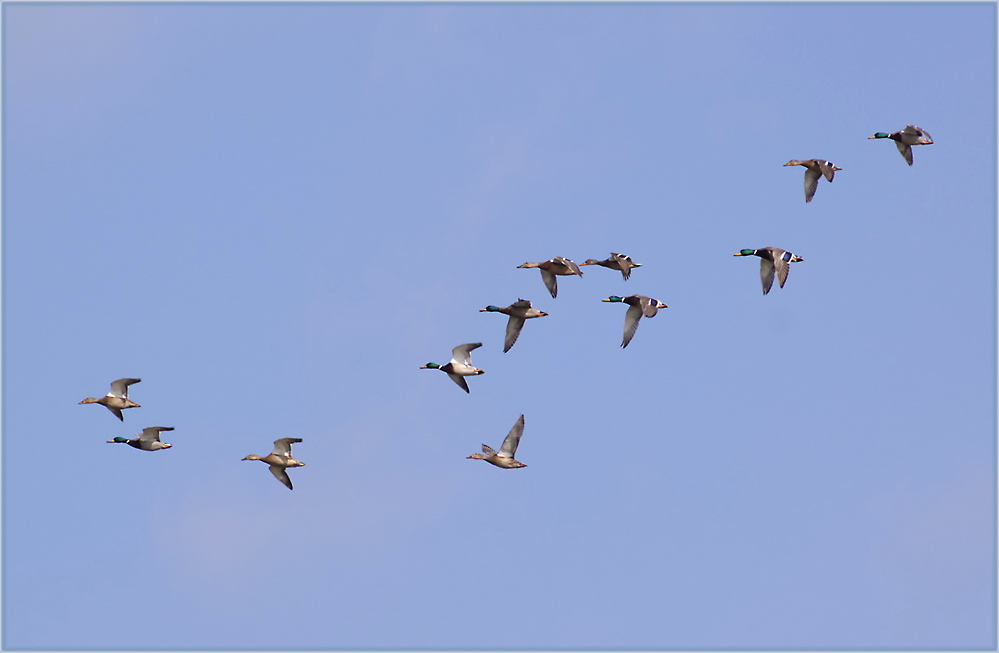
{"left": 758, "top": 125, "right": 933, "bottom": 291}
{"left": 416, "top": 249, "right": 672, "bottom": 467}
{"left": 83, "top": 378, "right": 306, "bottom": 489}
{"left": 418, "top": 123, "right": 934, "bottom": 467}
{"left": 84, "top": 125, "right": 933, "bottom": 483}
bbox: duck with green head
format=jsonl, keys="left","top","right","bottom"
{"left": 734, "top": 247, "right": 803, "bottom": 295}
{"left": 869, "top": 125, "right": 933, "bottom": 166}
{"left": 107, "top": 426, "right": 174, "bottom": 451}
{"left": 421, "top": 342, "right": 485, "bottom": 393}
{"left": 602, "top": 295, "right": 668, "bottom": 348}
{"left": 467, "top": 414, "right": 528, "bottom": 469}
{"left": 783, "top": 159, "right": 842, "bottom": 203}
{"left": 480, "top": 299, "right": 548, "bottom": 353}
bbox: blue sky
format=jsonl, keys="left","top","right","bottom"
{"left": 3, "top": 1, "right": 996, "bottom": 650}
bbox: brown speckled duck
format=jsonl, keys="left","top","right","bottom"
{"left": 467, "top": 414, "right": 528, "bottom": 469}
{"left": 783, "top": 159, "right": 841, "bottom": 203}
{"left": 79, "top": 378, "right": 141, "bottom": 421}
{"left": 517, "top": 257, "right": 583, "bottom": 298}
{"left": 242, "top": 438, "right": 305, "bottom": 490}
{"left": 580, "top": 253, "right": 643, "bottom": 281}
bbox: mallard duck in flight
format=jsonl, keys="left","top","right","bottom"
{"left": 106, "top": 426, "right": 174, "bottom": 451}
{"left": 601, "top": 295, "right": 668, "bottom": 348}
{"left": 480, "top": 300, "right": 548, "bottom": 353}
{"left": 580, "top": 253, "right": 643, "bottom": 280}
{"left": 79, "top": 378, "right": 141, "bottom": 421}
{"left": 734, "top": 247, "right": 804, "bottom": 294}
{"left": 783, "top": 159, "right": 842, "bottom": 203}
{"left": 421, "top": 342, "right": 485, "bottom": 393}
{"left": 467, "top": 414, "right": 528, "bottom": 469}
{"left": 869, "top": 125, "right": 933, "bottom": 166}
{"left": 242, "top": 438, "right": 305, "bottom": 490}
{"left": 517, "top": 257, "right": 583, "bottom": 298}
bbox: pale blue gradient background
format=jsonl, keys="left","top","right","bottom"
{"left": 3, "top": 2, "right": 996, "bottom": 650}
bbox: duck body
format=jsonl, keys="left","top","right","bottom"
{"left": 467, "top": 414, "right": 527, "bottom": 469}
{"left": 107, "top": 426, "right": 174, "bottom": 451}
{"left": 581, "top": 253, "right": 643, "bottom": 280}
{"left": 517, "top": 257, "right": 583, "bottom": 298}
{"left": 783, "top": 159, "right": 841, "bottom": 203}
{"left": 602, "top": 295, "right": 668, "bottom": 348}
{"left": 869, "top": 125, "right": 933, "bottom": 165}
{"left": 80, "top": 378, "right": 141, "bottom": 421}
{"left": 242, "top": 438, "right": 305, "bottom": 490}
{"left": 480, "top": 300, "right": 548, "bottom": 352}
{"left": 421, "top": 342, "right": 485, "bottom": 393}
{"left": 734, "top": 247, "right": 804, "bottom": 294}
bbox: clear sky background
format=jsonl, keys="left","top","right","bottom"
{"left": 3, "top": 2, "right": 996, "bottom": 650}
